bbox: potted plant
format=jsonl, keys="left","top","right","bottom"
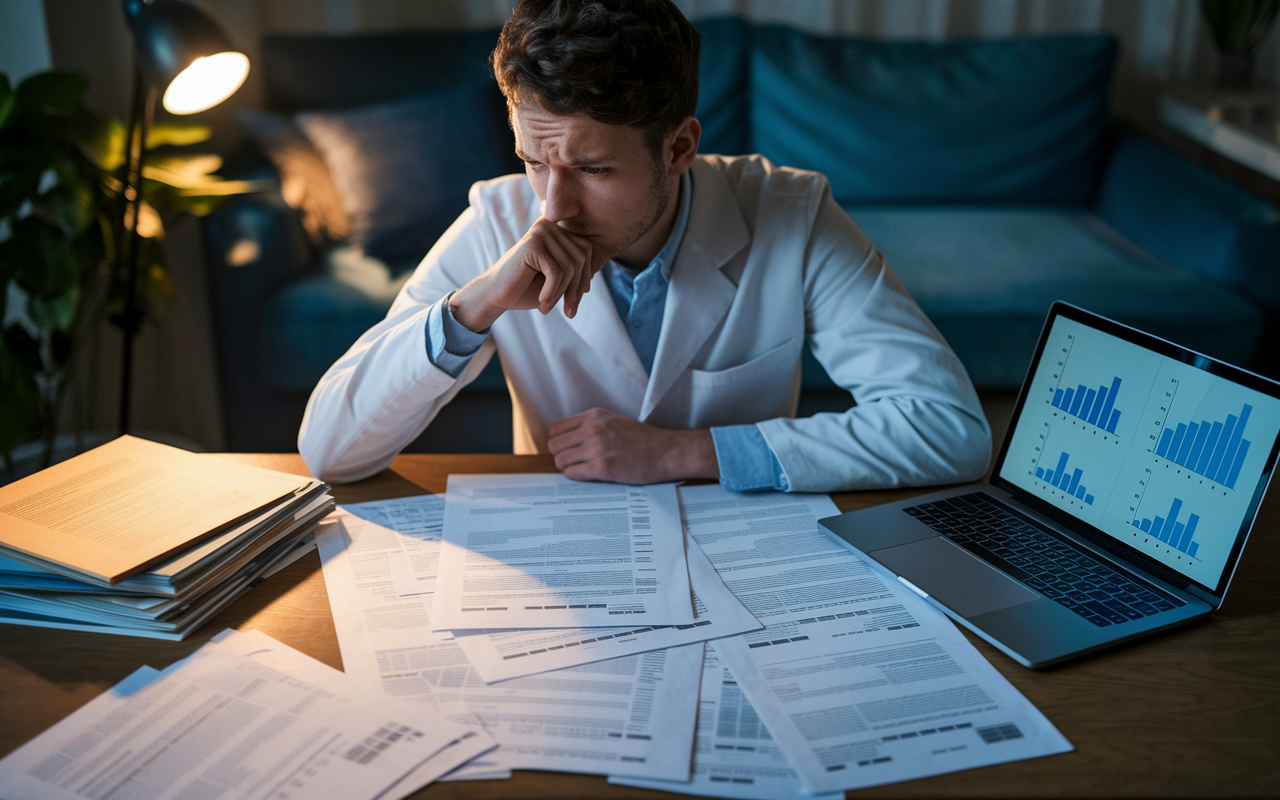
{"left": 1201, "top": 0, "right": 1280, "bottom": 90}
{"left": 0, "top": 70, "right": 253, "bottom": 478}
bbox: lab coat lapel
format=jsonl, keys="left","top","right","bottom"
{"left": 561, "top": 270, "right": 650, "bottom": 392}
{"left": 640, "top": 160, "right": 749, "bottom": 421}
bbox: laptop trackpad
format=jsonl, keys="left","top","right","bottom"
{"left": 871, "top": 537, "right": 1040, "bottom": 618}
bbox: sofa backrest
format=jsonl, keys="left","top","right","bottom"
{"left": 261, "top": 29, "right": 504, "bottom": 112}
{"left": 750, "top": 28, "right": 1117, "bottom": 206}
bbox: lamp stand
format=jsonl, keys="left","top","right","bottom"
{"left": 114, "top": 69, "right": 156, "bottom": 437}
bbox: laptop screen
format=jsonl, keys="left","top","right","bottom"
{"left": 995, "top": 304, "right": 1280, "bottom": 595}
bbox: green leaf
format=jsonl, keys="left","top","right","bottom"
{"left": 75, "top": 112, "right": 127, "bottom": 173}
{"left": 35, "top": 181, "right": 97, "bottom": 238}
{"left": 146, "top": 120, "right": 212, "bottom": 148}
{"left": 26, "top": 285, "right": 79, "bottom": 333}
{"left": 0, "top": 74, "right": 15, "bottom": 131}
{"left": 15, "top": 71, "right": 88, "bottom": 119}
{"left": 142, "top": 153, "right": 224, "bottom": 188}
{"left": 7, "top": 217, "right": 80, "bottom": 298}
{"left": 0, "top": 332, "right": 42, "bottom": 457}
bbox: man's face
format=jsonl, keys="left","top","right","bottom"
{"left": 512, "top": 101, "right": 670, "bottom": 272}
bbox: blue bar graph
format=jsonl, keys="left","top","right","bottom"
{"left": 1153, "top": 403, "right": 1252, "bottom": 489}
{"left": 1035, "top": 451, "right": 1095, "bottom": 505}
{"left": 1132, "top": 497, "right": 1200, "bottom": 558}
{"left": 1053, "top": 376, "right": 1122, "bottom": 433}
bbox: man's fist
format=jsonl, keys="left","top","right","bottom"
{"left": 548, "top": 407, "right": 719, "bottom": 485}
{"left": 450, "top": 217, "right": 601, "bottom": 332}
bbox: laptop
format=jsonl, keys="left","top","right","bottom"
{"left": 818, "top": 301, "right": 1280, "bottom": 667}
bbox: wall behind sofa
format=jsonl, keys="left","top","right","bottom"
{"left": 36, "top": 0, "right": 1280, "bottom": 454}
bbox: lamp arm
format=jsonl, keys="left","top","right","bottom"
{"left": 116, "top": 69, "right": 157, "bottom": 437}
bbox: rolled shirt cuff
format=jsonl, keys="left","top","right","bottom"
{"left": 711, "top": 424, "right": 791, "bottom": 492}
{"left": 424, "top": 290, "right": 489, "bottom": 378}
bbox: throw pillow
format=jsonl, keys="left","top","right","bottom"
{"left": 236, "top": 109, "right": 350, "bottom": 246}
{"left": 296, "top": 82, "right": 521, "bottom": 263}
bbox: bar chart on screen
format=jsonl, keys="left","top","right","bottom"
{"left": 1132, "top": 496, "right": 1201, "bottom": 559}
{"left": 1035, "top": 450, "right": 1096, "bottom": 506}
{"left": 1152, "top": 397, "right": 1253, "bottom": 491}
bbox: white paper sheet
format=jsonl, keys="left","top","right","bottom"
{"left": 679, "top": 485, "right": 1074, "bottom": 794}
{"left": 453, "top": 527, "right": 761, "bottom": 682}
{"left": 433, "top": 474, "right": 694, "bottom": 630}
{"left": 344, "top": 495, "right": 444, "bottom": 597}
{"left": 0, "top": 642, "right": 473, "bottom": 800}
{"left": 611, "top": 641, "right": 844, "bottom": 800}
{"left": 316, "top": 514, "right": 703, "bottom": 781}
{"left": 206, "top": 628, "right": 497, "bottom": 799}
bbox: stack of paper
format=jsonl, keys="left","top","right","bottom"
{"left": 0, "top": 436, "right": 333, "bottom": 640}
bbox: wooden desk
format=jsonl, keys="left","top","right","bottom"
{"left": 3, "top": 417, "right": 1279, "bottom": 797}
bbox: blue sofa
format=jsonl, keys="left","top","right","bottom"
{"left": 204, "top": 17, "right": 1280, "bottom": 452}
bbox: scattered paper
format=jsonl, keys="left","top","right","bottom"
{"left": 316, "top": 514, "right": 703, "bottom": 780}
{"left": 611, "top": 641, "right": 843, "bottom": 800}
{"left": 0, "top": 629, "right": 489, "bottom": 800}
{"left": 678, "top": 485, "right": 1074, "bottom": 794}
{"left": 433, "top": 474, "right": 694, "bottom": 630}
{"left": 453, "top": 526, "right": 761, "bottom": 682}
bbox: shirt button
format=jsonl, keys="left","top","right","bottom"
{"left": 631, "top": 319, "right": 643, "bottom": 329}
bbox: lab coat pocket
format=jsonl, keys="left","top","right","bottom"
{"left": 688, "top": 337, "right": 803, "bottom": 427}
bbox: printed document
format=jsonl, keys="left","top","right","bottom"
{"left": 0, "top": 435, "right": 307, "bottom": 584}
{"left": 611, "top": 641, "right": 844, "bottom": 800}
{"left": 316, "top": 514, "right": 702, "bottom": 780}
{"left": 344, "top": 494, "right": 444, "bottom": 597}
{"left": 0, "top": 632, "right": 487, "bottom": 800}
{"left": 453, "top": 527, "right": 761, "bottom": 682}
{"left": 207, "top": 628, "right": 496, "bottom": 798}
{"left": 679, "top": 485, "right": 1073, "bottom": 794}
{"left": 432, "top": 474, "right": 693, "bottom": 630}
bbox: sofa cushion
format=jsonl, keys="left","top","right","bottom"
{"left": 846, "top": 207, "right": 1264, "bottom": 388}
{"left": 753, "top": 30, "right": 1116, "bottom": 205}
{"left": 1098, "top": 133, "right": 1280, "bottom": 313}
{"left": 259, "top": 247, "right": 507, "bottom": 395}
{"left": 296, "top": 83, "right": 521, "bottom": 263}
{"left": 235, "top": 109, "right": 350, "bottom": 246}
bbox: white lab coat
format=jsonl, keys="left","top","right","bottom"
{"left": 299, "top": 155, "right": 991, "bottom": 490}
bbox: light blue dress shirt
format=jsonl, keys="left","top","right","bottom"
{"left": 424, "top": 170, "right": 789, "bottom": 491}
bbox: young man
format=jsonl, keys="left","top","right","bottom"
{"left": 299, "top": 0, "right": 990, "bottom": 492}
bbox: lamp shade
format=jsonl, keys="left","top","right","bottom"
{"left": 123, "top": 0, "right": 249, "bottom": 114}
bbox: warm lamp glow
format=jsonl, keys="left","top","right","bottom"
{"left": 162, "top": 51, "right": 249, "bottom": 114}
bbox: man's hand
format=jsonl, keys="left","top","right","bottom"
{"left": 449, "top": 217, "right": 601, "bottom": 332}
{"left": 548, "top": 408, "right": 719, "bottom": 485}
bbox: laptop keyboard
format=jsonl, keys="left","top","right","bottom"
{"left": 904, "top": 492, "right": 1185, "bottom": 627}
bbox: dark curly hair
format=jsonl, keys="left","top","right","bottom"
{"left": 492, "top": 0, "right": 701, "bottom": 158}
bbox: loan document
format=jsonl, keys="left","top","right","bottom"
{"left": 611, "top": 641, "right": 844, "bottom": 800}
{"left": 680, "top": 485, "right": 1073, "bottom": 794}
{"left": 433, "top": 474, "right": 693, "bottom": 630}
{"left": 317, "top": 514, "right": 703, "bottom": 780}
{"left": 0, "top": 631, "right": 490, "bottom": 800}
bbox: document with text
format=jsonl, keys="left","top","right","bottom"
{"left": 317, "top": 514, "right": 703, "bottom": 780}
{"left": 207, "top": 628, "right": 497, "bottom": 798}
{"left": 432, "top": 474, "right": 693, "bottom": 630}
{"left": 611, "top": 641, "right": 844, "bottom": 800}
{"left": 0, "top": 632, "right": 483, "bottom": 800}
{"left": 453, "top": 526, "right": 761, "bottom": 682}
{"left": 0, "top": 435, "right": 308, "bottom": 585}
{"left": 344, "top": 494, "right": 444, "bottom": 597}
{"left": 679, "top": 485, "right": 1073, "bottom": 795}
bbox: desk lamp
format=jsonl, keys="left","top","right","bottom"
{"left": 117, "top": 0, "right": 249, "bottom": 434}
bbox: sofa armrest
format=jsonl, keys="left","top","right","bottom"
{"left": 1096, "top": 132, "right": 1280, "bottom": 312}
